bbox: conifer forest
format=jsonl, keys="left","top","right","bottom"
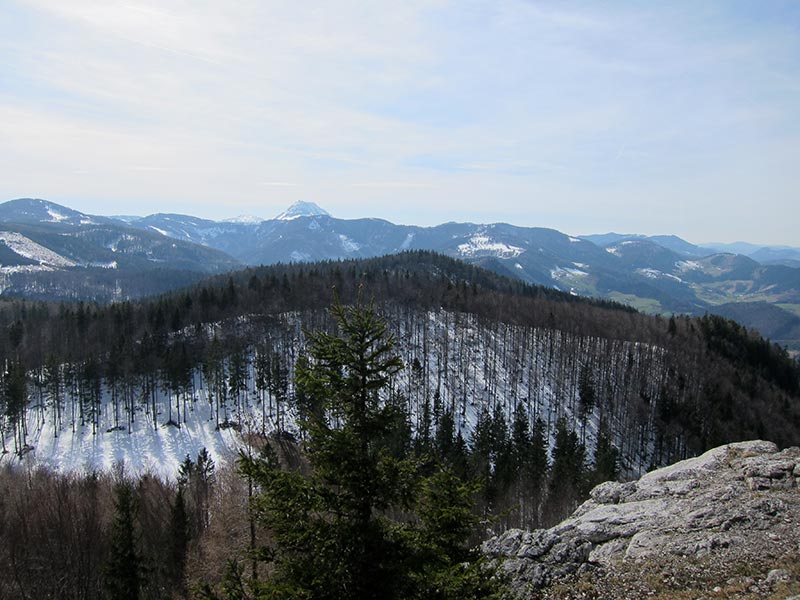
{"left": 1, "top": 253, "right": 799, "bottom": 599}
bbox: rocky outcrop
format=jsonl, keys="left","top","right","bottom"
{"left": 484, "top": 441, "right": 800, "bottom": 598}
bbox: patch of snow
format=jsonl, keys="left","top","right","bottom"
{"left": 568, "top": 237, "right": 582, "bottom": 243}
{"left": 274, "top": 201, "right": 330, "bottom": 220}
{"left": 339, "top": 234, "right": 361, "bottom": 253}
{"left": 290, "top": 251, "right": 311, "bottom": 261}
{"left": 47, "top": 208, "right": 69, "bottom": 222}
{"left": 308, "top": 220, "right": 320, "bottom": 231}
{"left": 551, "top": 266, "right": 589, "bottom": 280}
{"left": 636, "top": 268, "right": 684, "bottom": 282}
{"left": 400, "top": 233, "right": 415, "bottom": 250}
{"left": 0, "top": 264, "right": 54, "bottom": 274}
{"left": 457, "top": 234, "right": 524, "bottom": 258}
{"left": 515, "top": 263, "right": 523, "bottom": 270}
{"left": 620, "top": 240, "right": 637, "bottom": 246}
{"left": 148, "top": 225, "right": 170, "bottom": 237}
{"left": 0, "top": 231, "right": 76, "bottom": 267}
{"left": 80, "top": 218, "right": 95, "bottom": 225}
{"left": 676, "top": 260, "right": 702, "bottom": 272}
{"left": 223, "top": 215, "right": 264, "bottom": 224}
{"left": 89, "top": 261, "right": 118, "bottom": 269}
{"left": 606, "top": 247, "right": 621, "bottom": 256}
{"left": 572, "top": 262, "right": 588, "bottom": 268}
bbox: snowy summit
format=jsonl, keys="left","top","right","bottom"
{"left": 274, "top": 201, "right": 330, "bottom": 221}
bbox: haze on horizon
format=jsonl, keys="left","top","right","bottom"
{"left": 1, "top": 1, "right": 798, "bottom": 246}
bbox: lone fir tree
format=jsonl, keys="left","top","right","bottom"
{"left": 230, "top": 298, "right": 503, "bottom": 600}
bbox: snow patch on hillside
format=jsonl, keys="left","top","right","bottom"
{"left": 0, "top": 231, "right": 76, "bottom": 267}
{"left": 339, "top": 235, "right": 361, "bottom": 253}
{"left": 224, "top": 215, "right": 263, "bottom": 224}
{"left": 676, "top": 260, "right": 702, "bottom": 272}
{"left": 47, "top": 208, "right": 69, "bottom": 222}
{"left": 400, "top": 233, "right": 415, "bottom": 250}
{"left": 149, "top": 225, "right": 170, "bottom": 237}
{"left": 290, "top": 251, "right": 311, "bottom": 261}
{"left": 457, "top": 234, "right": 524, "bottom": 258}
{"left": 636, "top": 268, "right": 683, "bottom": 282}
{"left": 551, "top": 266, "right": 589, "bottom": 280}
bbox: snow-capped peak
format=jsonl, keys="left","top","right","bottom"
{"left": 274, "top": 201, "right": 330, "bottom": 221}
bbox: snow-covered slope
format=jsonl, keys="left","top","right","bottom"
{"left": 2, "top": 306, "right": 672, "bottom": 480}
{"left": 274, "top": 201, "right": 330, "bottom": 220}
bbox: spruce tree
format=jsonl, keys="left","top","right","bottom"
{"left": 104, "top": 479, "right": 142, "bottom": 600}
{"left": 235, "top": 299, "right": 503, "bottom": 600}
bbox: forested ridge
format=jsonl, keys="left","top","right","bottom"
{"left": 1, "top": 251, "right": 799, "bottom": 599}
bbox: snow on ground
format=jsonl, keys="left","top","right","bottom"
{"left": 551, "top": 266, "right": 589, "bottom": 280}
{"left": 606, "top": 247, "right": 621, "bottom": 256}
{"left": 400, "top": 233, "right": 415, "bottom": 250}
{"left": 0, "top": 231, "right": 76, "bottom": 267}
{"left": 676, "top": 260, "right": 702, "bottom": 272}
{"left": 148, "top": 225, "right": 170, "bottom": 237}
{"left": 223, "top": 215, "right": 264, "bottom": 224}
{"left": 2, "top": 307, "right": 668, "bottom": 480}
{"left": 636, "top": 268, "right": 683, "bottom": 282}
{"left": 290, "top": 251, "right": 311, "bottom": 261}
{"left": 339, "top": 234, "right": 361, "bottom": 253}
{"left": 568, "top": 237, "right": 582, "bottom": 243}
{"left": 457, "top": 234, "right": 524, "bottom": 258}
{"left": 47, "top": 208, "right": 69, "bottom": 222}
{"left": 11, "top": 388, "right": 241, "bottom": 481}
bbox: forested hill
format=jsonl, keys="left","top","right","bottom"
{"left": 1, "top": 251, "right": 799, "bottom": 480}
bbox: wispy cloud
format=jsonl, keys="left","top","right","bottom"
{"left": 1, "top": 0, "right": 798, "bottom": 243}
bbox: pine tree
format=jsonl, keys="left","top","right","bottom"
{"left": 234, "top": 299, "right": 502, "bottom": 600}
{"left": 168, "top": 487, "right": 190, "bottom": 592}
{"left": 104, "top": 479, "right": 142, "bottom": 600}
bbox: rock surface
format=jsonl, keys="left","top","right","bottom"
{"left": 484, "top": 440, "right": 800, "bottom": 598}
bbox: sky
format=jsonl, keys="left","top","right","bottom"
{"left": 0, "top": 1, "right": 798, "bottom": 245}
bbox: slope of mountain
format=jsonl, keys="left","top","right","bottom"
{"left": 274, "top": 200, "right": 329, "bottom": 220}
{"left": 0, "top": 197, "right": 113, "bottom": 227}
{"left": 2, "top": 252, "right": 798, "bottom": 482}
{"left": 0, "top": 199, "right": 242, "bottom": 300}
{"left": 3, "top": 198, "right": 799, "bottom": 349}
{"left": 581, "top": 232, "right": 712, "bottom": 257}
{"left": 116, "top": 203, "right": 799, "bottom": 325}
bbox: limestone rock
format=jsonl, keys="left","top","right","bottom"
{"left": 483, "top": 440, "right": 800, "bottom": 598}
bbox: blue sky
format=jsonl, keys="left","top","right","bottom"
{"left": 1, "top": 1, "right": 798, "bottom": 244}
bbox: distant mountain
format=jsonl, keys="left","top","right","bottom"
{"left": 701, "top": 242, "right": 800, "bottom": 266}
{"left": 579, "top": 232, "right": 712, "bottom": 257}
{"left": 0, "top": 197, "right": 113, "bottom": 227}
{"left": 0, "top": 199, "right": 242, "bottom": 301}
{"left": 274, "top": 200, "right": 330, "bottom": 220}
{"left": 709, "top": 302, "right": 800, "bottom": 349}
{"left": 2, "top": 197, "right": 800, "bottom": 349}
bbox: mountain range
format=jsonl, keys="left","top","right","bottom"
{"left": 1, "top": 197, "right": 798, "bottom": 350}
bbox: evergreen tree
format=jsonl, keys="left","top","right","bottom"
{"left": 234, "top": 300, "right": 502, "bottom": 600}
{"left": 168, "top": 487, "right": 190, "bottom": 592}
{"left": 543, "top": 419, "right": 587, "bottom": 525}
{"left": 591, "top": 426, "right": 620, "bottom": 487}
{"left": 104, "top": 479, "right": 142, "bottom": 600}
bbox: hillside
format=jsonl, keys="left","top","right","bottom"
{"left": 2, "top": 253, "right": 798, "bottom": 487}
{"left": 0, "top": 198, "right": 242, "bottom": 301}
{"left": 3, "top": 198, "right": 800, "bottom": 350}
